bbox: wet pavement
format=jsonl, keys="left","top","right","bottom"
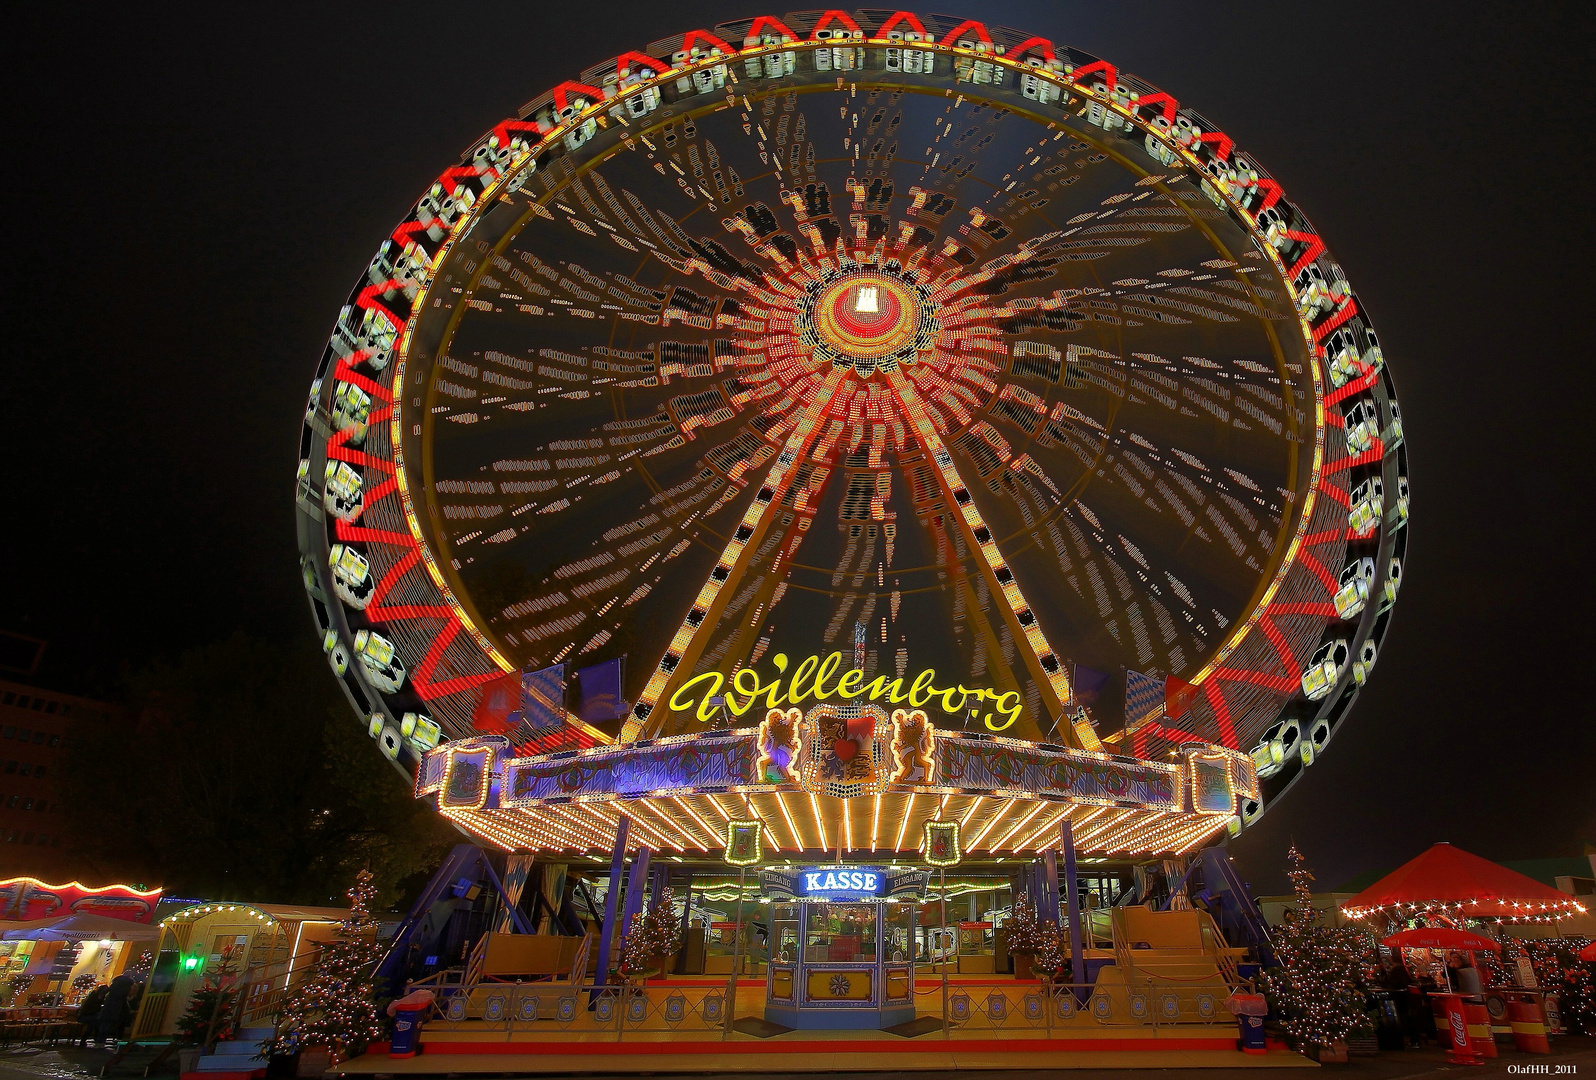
{"left": 0, "top": 1044, "right": 173, "bottom": 1080}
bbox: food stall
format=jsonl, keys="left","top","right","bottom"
{"left": 1, "top": 914, "right": 161, "bottom": 1003}
{"left": 1344, "top": 842, "right": 1588, "bottom": 1056}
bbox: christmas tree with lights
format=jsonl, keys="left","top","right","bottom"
{"left": 1523, "top": 937, "right": 1595, "bottom": 1034}
{"left": 1003, "top": 892, "right": 1047, "bottom": 955}
{"left": 1260, "top": 845, "right": 1373, "bottom": 1051}
{"left": 271, "top": 870, "right": 388, "bottom": 1059}
{"left": 175, "top": 946, "right": 242, "bottom": 1045}
{"left": 1559, "top": 941, "right": 1595, "bottom": 1034}
{"left": 4, "top": 974, "right": 30, "bottom": 1006}
{"left": 616, "top": 887, "right": 682, "bottom": 981}
{"left": 70, "top": 971, "right": 100, "bottom": 1003}
{"left": 1031, "top": 925, "right": 1070, "bottom": 983}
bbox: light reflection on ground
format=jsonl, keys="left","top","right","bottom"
{"left": 0, "top": 1047, "right": 163, "bottom": 1080}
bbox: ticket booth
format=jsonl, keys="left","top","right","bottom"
{"left": 761, "top": 866, "right": 926, "bottom": 1030}
{"left": 128, "top": 902, "right": 346, "bottom": 1038}
{"left": 130, "top": 904, "right": 286, "bottom": 1038}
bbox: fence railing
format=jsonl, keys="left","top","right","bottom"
{"left": 922, "top": 978, "right": 1234, "bottom": 1034}
{"left": 431, "top": 981, "right": 734, "bottom": 1039}
{"left": 234, "top": 948, "right": 332, "bottom": 1030}
{"left": 415, "top": 973, "right": 1237, "bottom": 1040}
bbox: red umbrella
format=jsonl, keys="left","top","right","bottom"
{"left": 1382, "top": 927, "right": 1500, "bottom": 952}
{"left": 1579, "top": 942, "right": 1596, "bottom": 962}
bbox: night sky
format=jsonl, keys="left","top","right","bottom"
{"left": 4, "top": 1, "right": 1591, "bottom": 892}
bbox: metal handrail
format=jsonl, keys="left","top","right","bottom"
{"left": 566, "top": 934, "right": 591, "bottom": 986}
{"left": 462, "top": 934, "right": 491, "bottom": 997}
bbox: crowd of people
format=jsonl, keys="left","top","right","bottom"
{"left": 1374, "top": 952, "right": 1485, "bottom": 1047}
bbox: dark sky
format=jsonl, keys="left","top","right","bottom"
{"left": 4, "top": 1, "right": 1591, "bottom": 893}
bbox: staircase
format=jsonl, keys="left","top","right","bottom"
{"left": 1196, "top": 848, "right": 1276, "bottom": 968}
{"left": 187, "top": 1027, "right": 271, "bottom": 1079}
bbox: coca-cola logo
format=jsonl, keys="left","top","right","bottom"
{"left": 1449, "top": 1009, "right": 1467, "bottom": 1045}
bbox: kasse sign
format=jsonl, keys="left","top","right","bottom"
{"left": 797, "top": 867, "right": 886, "bottom": 899}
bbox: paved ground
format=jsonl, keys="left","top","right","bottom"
{"left": 0, "top": 1037, "right": 1592, "bottom": 1079}
{"left": 0, "top": 1043, "right": 176, "bottom": 1080}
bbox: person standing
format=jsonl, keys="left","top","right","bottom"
{"left": 120, "top": 980, "right": 145, "bottom": 1041}
{"left": 1383, "top": 959, "right": 1421, "bottom": 1048}
{"left": 76, "top": 983, "right": 109, "bottom": 1048}
{"left": 94, "top": 974, "right": 134, "bottom": 1049}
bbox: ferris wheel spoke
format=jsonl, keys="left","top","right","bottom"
{"left": 882, "top": 368, "right": 1098, "bottom": 750}
{"left": 621, "top": 367, "right": 851, "bottom": 740}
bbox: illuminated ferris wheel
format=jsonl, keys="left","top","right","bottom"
{"left": 296, "top": 11, "right": 1407, "bottom": 859}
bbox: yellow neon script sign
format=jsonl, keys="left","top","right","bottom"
{"left": 668, "top": 652, "right": 1023, "bottom": 732}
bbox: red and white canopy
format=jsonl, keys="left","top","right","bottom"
{"left": 1342, "top": 843, "right": 1587, "bottom": 924}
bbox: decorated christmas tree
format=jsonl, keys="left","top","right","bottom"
{"left": 175, "top": 945, "right": 242, "bottom": 1045}
{"left": 270, "top": 870, "right": 388, "bottom": 1059}
{"left": 616, "top": 887, "right": 683, "bottom": 981}
{"left": 1260, "top": 845, "right": 1373, "bottom": 1051}
{"left": 1004, "top": 891, "right": 1049, "bottom": 956}
{"left": 1475, "top": 937, "right": 1510, "bottom": 987}
{"left": 1031, "top": 926, "right": 1069, "bottom": 983}
{"left": 4, "top": 974, "right": 30, "bottom": 1006}
{"left": 70, "top": 971, "right": 101, "bottom": 1004}
{"left": 1522, "top": 937, "right": 1595, "bottom": 1034}
{"left": 1557, "top": 939, "right": 1595, "bottom": 1034}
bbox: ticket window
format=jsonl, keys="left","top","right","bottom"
{"left": 806, "top": 904, "right": 877, "bottom": 963}
{"left": 883, "top": 905, "right": 913, "bottom": 964}
{"left": 771, "top": 904, "right": 800, "bottom": 964}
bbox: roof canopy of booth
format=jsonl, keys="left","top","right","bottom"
{"left": 1, "top": 912, "right": 163, "bottom": 941}
{"left": 1341, "top": 842, "right": 1588, "bottom": 923}
{"left": 1, "top": 877, "right": 162, "bottom": 924}
{"left": 157, "top": 902, "right": 350, "bottom": 930}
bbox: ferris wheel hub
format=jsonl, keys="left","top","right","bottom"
{"left": 798, "top": 266, "right": 936, "bottom": 376}
{"left": 814, "top": 273, "right": 917, "bottom": 357}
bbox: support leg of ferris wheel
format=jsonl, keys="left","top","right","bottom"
{"left": 621, "top": 368, "right": 850, "bottom": 742}
{"left": 881, "top": 368, "right": 1098, "bottom": 750}
{"left": 591, "top": 815, "right": 630, "bottom": 1005}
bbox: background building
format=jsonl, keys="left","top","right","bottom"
{"left": 0, "top": 677, "right": 120, "bottom": 877}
